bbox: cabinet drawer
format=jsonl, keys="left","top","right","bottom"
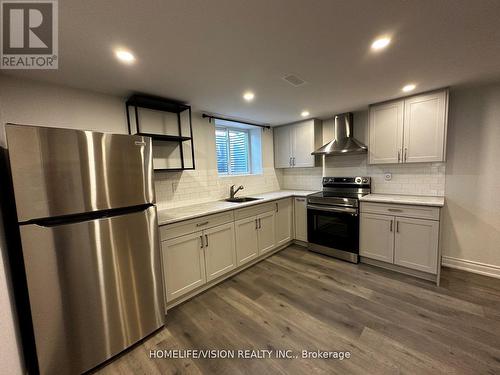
{"left": 160, "top": 211, "right": 234, "bottom": 241}
{"left": 360, "top": 202, "right": 439, "bottom": 221}
{"left": 234, "top": 201, "right": 276, "bottom": 221}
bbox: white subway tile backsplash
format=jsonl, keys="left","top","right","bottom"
{"left": 281, "top": 155, "right": 445, "bottom": 197}
{"left": 154, "top": 168, "right": 283, "bottom": 209}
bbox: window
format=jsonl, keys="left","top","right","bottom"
{"left": 216, "top": 127, "right": 251, "bottom": 175}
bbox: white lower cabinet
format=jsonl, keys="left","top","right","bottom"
{"left": 294, "top": 197, "right": 307, "bottom": 242}
{"left": 359, "top": 202, "right": 441, "bottom": 276}
{"left": 162, "top": 198, "right": 296, "bottom": 306}
{"left": 275, "top": 198, "right": 293, "bottom": 246}
{"left": 162, "top": 231, "right": 206, "bottom": 302}
{"left": 257, "top": 210, "right": 276, "bottom": 255}
{"left": 163, "top": 222, "right": 237, "bottom": 302}
{"left": 394, "top": 217, "right": 439, "bottom": 274}
{"left": 235, "top": 216, "right": 259, "bottom": 266}
{"left": 360, "top": 213, "right": 394, "bottom": 263}
{"left": 204, "top": 222, "right": 236, "bottom": 281}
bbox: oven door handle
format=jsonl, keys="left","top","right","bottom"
{"left": 307, "top": 204, "right": 358, "bottom": 215}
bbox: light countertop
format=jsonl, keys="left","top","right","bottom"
{"left": 157, "top": 190, "right": 318, "bottom": 225}
{"left": 359, "top": 194, "right": 445, "bottom": 207}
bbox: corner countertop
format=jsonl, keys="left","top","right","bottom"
{"left": 157, "top": 190, "right": 318, "bottom": 226}
{"left": 359, "top": 194, "right": 445, "bottom": 207}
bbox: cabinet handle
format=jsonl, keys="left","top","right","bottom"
{"left": 200, "top": 235, "right": 204, "bottom": 248}
{"left": 258, "top": 218, "right": 262, "bottom": 229}
{"left": 390, "top": 220, "right": 393, "bottom": 232}
{"left": 276, "top": 202, "right": 279, "bottom": 212}
{"left": 397, "top": 150, "right": 401, "bottom": 163}
{"left": 388, "top": 208, "right": 402, "bottom": 212}
{"left": 289, "top": 157, "right": 292, "bottom": 167}
{"left": 255, "top": 219, "right": 258, "bottom": 230}
{"left": 396, "top": 221, "right": 399, "bottom": 233}
{"left": 404, "top": 148, "right": 408, "bottom": 162}
{"left": 196, "top": 221, "right": 209, "bottom": 227}
{"left": 293, "top": 157, "right": 296, "bottom": 166}
{"left": 205, "top": 234, "right": 209, "bottom": 247}
{"left": 296, "top": 198, "right": 305, "bottom": 202}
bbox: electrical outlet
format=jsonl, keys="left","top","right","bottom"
{"left": 384, "top": 173, "right": 392, "bottom": 181}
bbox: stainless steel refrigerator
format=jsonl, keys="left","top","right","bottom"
{"left": 5, "top": 124, "right": 165, "bottom": 374}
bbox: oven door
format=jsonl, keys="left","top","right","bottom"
{"left": 307, "top": 204, "right": 359, "bottom": 253}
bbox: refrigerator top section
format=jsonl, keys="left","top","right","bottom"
{"left": 6, "top": 124, "right": 156, "bottom": 222}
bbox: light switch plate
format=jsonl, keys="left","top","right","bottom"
{"left": 384, "top": 173, "right": 392, "bottom": 181}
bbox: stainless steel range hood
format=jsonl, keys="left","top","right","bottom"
{"left": 312, "top": 112, "right": 367, "bottom": 155}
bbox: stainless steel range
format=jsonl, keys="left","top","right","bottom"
{"left": 307, "top": 176, "right": 371, "bottom": 263}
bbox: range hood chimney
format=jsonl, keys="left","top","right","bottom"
{"left": 312, "top": 112, "right": 367, "bottom": 155}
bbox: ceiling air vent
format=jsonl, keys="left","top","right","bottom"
{"left": 282, "top": 74, "right": 307, "bottom": 87}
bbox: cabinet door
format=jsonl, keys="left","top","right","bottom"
{"left": 394, "top": 217, "right": 439, "bottom": 274}
{"left": 162, "top": 232, "right": 206, "bottom": 302}
{"left": 292, "top": 120, "right": 315, "bottom": 167}
{"left": 359, "top": 213, "right": 394, "bottom": 263}
{"left": 234, "top": 216, "right": 259, "bottom": 266}
{"left": 403, "top": 90, "right": 448, "bottom": 163}
{"left": 257, "top": 211, "right": 276, "bottom": 255}
{"left": 369, "top": 100, "right": 404, "bottom": 164}
{"left": 274, "top": 125, "right": 292, "bottom": 168}
{"left": 294, "top": 197, "right": 308, "bottom": 242}
{"left": 203, "top": 222, "right": 236, "bottom": 281}
{"left": 275, "top": 198, "right": 293, "bottom": 246}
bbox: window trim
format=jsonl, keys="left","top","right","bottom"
{"left": 216, "top": 126, "right": 252, "bottom": 176}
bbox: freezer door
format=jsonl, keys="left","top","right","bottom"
{"left": 6, "top": 124, "right": 155, "bottom": 222}
{"left": 19, "top": 206, "right": 164, "bottom": 375}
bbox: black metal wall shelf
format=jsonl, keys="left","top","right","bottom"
{"left": 126, "top": 94, "right": 195, "bottom": 171}
{"left": 139, "top": 133, "right": 192, "bottom": 142}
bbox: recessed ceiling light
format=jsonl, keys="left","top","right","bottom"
{"left": 114, "top": 49, "right": 135, "bottom": 64}
{"left": 243, "top": 91, "right": 255, "bottom": 102}
{"left": 301, "top": 110, "right": 310, "bottom": 117}
{"left": 371, "top": 36, "right": 391, "bottom": 51}
{"left": 402, "top": 83, "right": 416, "bottom": 92}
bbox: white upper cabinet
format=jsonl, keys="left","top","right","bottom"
{"left": 274, "top": 119, "right": 322, "bottom": 168}
{"left": 403, "top": 91, "right": 448, "bottom": 163}
{"left": 368, "top": 89, "right": 448, "bottom": 164}
{"left": 274, "top": 126, "right": 293, "bottom": 168}
{"left": 369, "top": 101, "right": 404, "bottom": 164}
{"left": 292, "top": 121, "right": 315, "bottom": 167}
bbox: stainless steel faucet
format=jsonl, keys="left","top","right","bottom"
{"left": 229, "top": 185, "right": 244, "bottom": 198}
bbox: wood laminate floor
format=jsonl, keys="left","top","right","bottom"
{"left": 95, "top": 245, "right": 500, "bottom": 375}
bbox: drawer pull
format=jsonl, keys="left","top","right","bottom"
{"left": 296, "top": 198, "right": 305, "bottom": 202}
{"left": 196, "top": 221, "right": 209, "bottom": 227}
{"left": 388, "top": 208, "right": 403, "bottom": 212}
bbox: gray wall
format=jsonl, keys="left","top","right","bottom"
{"left": 442, "top": 82, "right": 500, "bottom": 271}
{"left": 0, "top": 75, "right": 129, "bottom": 374}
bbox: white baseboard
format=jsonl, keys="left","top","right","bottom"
{"left": 442, "top": 256, "right": 500, "bottom": 279}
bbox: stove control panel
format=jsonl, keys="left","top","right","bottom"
{"left": 322, "top": 176, "right": 370, "bottom": 186}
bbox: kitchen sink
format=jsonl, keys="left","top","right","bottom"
{"left": 224, "top": 197, "right": 262, "bottom": 203}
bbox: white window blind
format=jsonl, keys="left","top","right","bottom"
{"left": 216, "top": 127, "right": 250, "bottom": 175}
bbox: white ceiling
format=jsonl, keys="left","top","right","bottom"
{"left": 4, "top": 0, "right": 500, "bottom": 125}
